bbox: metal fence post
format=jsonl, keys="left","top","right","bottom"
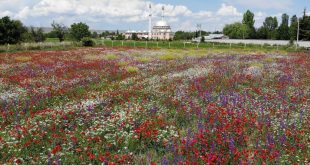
{"left": 230, "top": 43, "right": 232, "bottom": 49}
{"left": 213, "top": 43, "right": 214, "bottom": 48}
{"left": 122, "top": 41, "right": 124, "bottom": 46}
{"left": 169, "top": 42, "right": 171, "bottom": 48}
{"left": 157, "top": 42, "right": 159, "bottom": 48}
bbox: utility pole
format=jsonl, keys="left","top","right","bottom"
{"left": 296, "top": 18, "right": 300, "bottom": 49}
{"left": 197, "top": 24, "right": 202, "bottom": 37}
{"left": 148, "top": 4, "right": 152, "bottom": 40}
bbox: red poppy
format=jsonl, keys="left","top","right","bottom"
{"left": 51, "top": 145, "right": 62, "bottom": 154}
{"left": 98, "top": 155, "right": 105, "bottom": 162}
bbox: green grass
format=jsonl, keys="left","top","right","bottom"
{"left": 45, "top": 38, "right": 60, "bottom": 43}
{"left": 105, "top": 54, "right": 119, "bottom": 60}
{"left": 126, "top": 66, "right": 139, "bottom": 73}
{"left": 0, "top": 39, "right": 308, "bottom": 54}
{"left": 14, "top": 56, "right": 32, "bottom": 62}
{"left": 158, "top": 53, "right": 179, "bottom": 60}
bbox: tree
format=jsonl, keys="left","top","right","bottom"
{"left": 51, "top": 21, "right": 67, "bottom": 42}
{"left": 70, "top": 22, "right": 91, "bottom": 41}
{"left": 200, "top": 36, "right": 205, "bottom": 43}
{"left": 299, "top": 10, "right": 310, "bottom": 40}
{"left": 256, "top": 27, "right": 268, "bottom": 39}
{"left": 30, "top": 27, "right": 45, "bottom": 42}
{"left": 290, "top": 15, "right": 298, "bottom": 41}
{"left": 278, "top": 14, "right": 290, "bottom": 40}
{"left": 223, "top": 22, "right": 248, "bottom": 39}
{"left": 0, "top": 16, "right": 26, "bottom": 44}
{"left": 116, "top": 34, "right": 125, "bottom": 40}
{"left": 261, "top": 16, "right": 278, "bottom": 39}
{"left": 92, "top": 31, "right": 99, "bottom": 38}
{"left": 242, "top": 10, "right": 256, "bottom": 38}
{"left": 131, "top": 33, "right": 139, "bottom": 40}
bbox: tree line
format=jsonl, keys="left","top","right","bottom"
{"left": 0, "top": 16, "right": 125, "bottom": 45}
{"left": 223, "top": 9, "right": 310, "bottom": 41}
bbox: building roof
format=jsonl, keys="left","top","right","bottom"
{"left": 155, "top": 20, "right": 169, "bottom": 27}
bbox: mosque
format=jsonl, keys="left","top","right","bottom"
{"left": 124, "top": 5, "right": 173, "bottom": 40}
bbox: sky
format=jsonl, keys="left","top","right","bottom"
{"left": 0, "top": 0, "right": 309, "bottom": 31}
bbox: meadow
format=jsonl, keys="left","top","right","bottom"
{"left": 0, "top": 47, "right": 309, "bottom": 164}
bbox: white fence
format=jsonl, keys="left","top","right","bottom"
{"left": 205, "top": 39, "right": 310, "bottom": 48}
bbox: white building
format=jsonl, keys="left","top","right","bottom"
{"left": 124, "top": 5, "right": 173, "bottom": 40}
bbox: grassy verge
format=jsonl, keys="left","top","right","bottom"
{"left": 0, "top": 39, "right": 309, "bottom": 54}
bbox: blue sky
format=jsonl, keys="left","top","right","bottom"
{"left": 0, "top": 0, "right": 309, "bottom": 31}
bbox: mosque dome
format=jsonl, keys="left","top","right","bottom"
{"left": 155, "top": 20, "right": 168, "bottom": 27}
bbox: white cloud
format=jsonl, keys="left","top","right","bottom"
{"left": 0, "top": 10, "right": 13, "bottom": 17}
{"left": 192, "top": 11, "right": 213, "bottom": 18}
{"left": 0, "top": 0, "right": 265, "bottom": 31}
{"left": 217, "top": 3, "right": 242, "bottom": 16}
{"left": 254, "top": 11, "right": 267, "bottom": 27}
{"left": 231, "top": 0, "right": 293, "bottom": 9}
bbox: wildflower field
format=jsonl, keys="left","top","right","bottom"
{"left": 0, "top": 47, "right": 309, "bottom": 164}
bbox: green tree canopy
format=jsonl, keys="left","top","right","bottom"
{"left": 299, "top": 13, "right": 310, "bottom": 40}
{"left": 51, "top": 21, "right": 67, "bottom": 42}
{"left": 261, "top": 16, "right": 278, "bottom": 39}
{"left": 70, "top": 22, "right": 91, "bottom": 41}
{"left": 30, "top": 27, "right": 45, "bottom": 43}
{"left": 0, "top": 16, "right": 26, "bottom": 44}
{"left": 223, "top": 22, "right": 248, "bottom": 39}
{"left": 290, "top": 15, "right": 298, "bottom": 40}
{"left": 242, "top": 10, "right": 256, "bottom": 38}
{"left": 131, "top": 33, "right": 139, "bottom": 40}
{"left": 278, "top": 14, "right": 290, "bottom": 40}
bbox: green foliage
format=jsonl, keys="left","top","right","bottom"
{"left": 290, "top": 15, "right": 298, "bottom": 40}
{"left": 81, "top": 37, "right": 95, "bottom": 47}
{"left": 278, "top": 14, "right": 290, "bottom": 40}
{"left": 30, "top": 27, "right": 46, "bottom": 43}
{"left": 116, "top": 34, "right": 125, "bottom": 40}
{"left": 105, "top": 54, "right": 119, "bottom": 60}
{"left": 223, "top": 22, "right": 248, "bottom": 39}
{"left": 158, "top": 53, "right": 179, "bottom": 60}
{"left": 51, "top": 21, "right": 67, "bottom": 42}
{"left": 0, "top": 16, "right": 26, "bottom": 44}
{"left": 92, "top": 31, "right": 99, "bottom": 38}
{"left": 70, "top": 22, "right": 91, "bottom": 41}
{"left": 299, "top": 14, "right": 310, "bottom": 40}
{"left": 125, "top": 66, "right": 139, "bottom": 73}
{"left": 260, "top": 17, "right": 278, "bottom": 39}
{"left": 200, "top": 36, "right": 205, "bottom": 43}
{"left": 242, "top": 10, "right": 256, "bottom": 38}
{"left": 131, "top": 33, "right": 139, "bottom": 41}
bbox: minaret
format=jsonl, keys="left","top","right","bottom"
{"left": 148, "top": 4, "right": 152, "bottom": 39}
{"left": 161, "top": 6, "right": 165, "bottom": 21}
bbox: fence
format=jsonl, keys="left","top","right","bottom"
{"left": 96, "top": 39, "right": 296, "bottom": 51}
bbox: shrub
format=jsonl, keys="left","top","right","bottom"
{"left": 137, "top": 57, "right": 151, "bottom": 63}
{"left": 158, "top": 54, "right": 178, "bottom": 60}
{"left": 118, "top": 61, "right": 129, "bottom": 66}
{"left": 126, "top": 66, "right": 139, "bottom": 73}
{"left": 81, "top": 37, "right": 95, "bottom": 47}
{"left": 105, "top": 54, "right": 119, "bottom": 60}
